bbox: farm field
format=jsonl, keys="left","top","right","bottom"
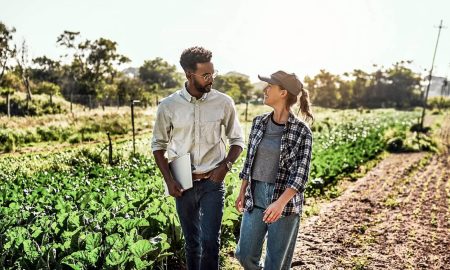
{"left": 0, "top": 106, "right": 447, "bottom": 269}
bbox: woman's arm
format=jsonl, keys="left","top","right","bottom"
{"left": 235, "top": 179, "right": 249, "bottom": 212}
{"left": 262, "top": 188, "right": 297, "bottom": 223}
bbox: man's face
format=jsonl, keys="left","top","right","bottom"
{"left": 190, "top": 62, "right": 215, "bottom": 93}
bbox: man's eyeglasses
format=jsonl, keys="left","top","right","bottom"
{"left": 190, "top": 70, "right": 218, "bottom": 81}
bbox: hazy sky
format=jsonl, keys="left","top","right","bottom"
{"left": 1, "top": 0, "right": 450, "bottom": 82}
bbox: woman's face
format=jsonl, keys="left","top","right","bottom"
{"left": 263, "top": 83, "right": 284, "bottom": 106}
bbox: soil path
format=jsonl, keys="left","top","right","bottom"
{"left": 292, "top": 114, "right": 450, "bottom": 270}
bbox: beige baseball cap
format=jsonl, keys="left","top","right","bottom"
{"left": 258, "top": 70, "right": 304, "bottom": 96}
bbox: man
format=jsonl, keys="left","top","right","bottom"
{"left": 151, "top": 46, "right": 244, "bottom": 270}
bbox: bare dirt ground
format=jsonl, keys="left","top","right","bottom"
{"left": 292, "top": 114, "right": 450, "bottom": 270}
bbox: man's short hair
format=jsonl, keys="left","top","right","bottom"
{"left": 180, "top": 46, "right": 212, "bottom": 72}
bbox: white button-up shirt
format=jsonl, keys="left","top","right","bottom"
{"left": 151, "top": 84, "right": 245, "bottom": 173}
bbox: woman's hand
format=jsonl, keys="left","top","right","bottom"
{"left": 235, "top": 179, "right": 249, "bottom": 213}
{"left": 263, "top": 200, "right": 286, "bottom": 223}
{"left": 262, "top": 187, "right": 297, "bottom": 223}
{"left": 235, "top": 192, "right": 245, "bottom": 213}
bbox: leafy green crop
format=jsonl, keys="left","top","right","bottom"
{"left": 0, "top": 109, "right": 421, "bottom": 269}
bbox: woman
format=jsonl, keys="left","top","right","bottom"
{"left": 235, "top": 70, "right": 313, "bottom": 270}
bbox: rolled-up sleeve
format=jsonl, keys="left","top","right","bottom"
{"left": 239, "top": 118, "right": 256, "bottom": 181}
{"left": 223, "top": 100, "right": 245, "bottom": 149}
{"left": 238, "top": 148, "right": 252, "bottom": 181}
{"left": 286, "top": 132, "right": 313, "bottom": 192}
{"left": 151, "top": 103, "right": 172, "bottom": 152}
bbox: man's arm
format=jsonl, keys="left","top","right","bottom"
{"left": 151, "top": 103, "right": 183, "bottom": 197}
{"left": 153, "top": 150, "right": 183, "bottom": 197}
{"left": 209, "top": 145, "right": 243, "bottom": 182}
{"left": 210, "top": 98, "right": 245, "bottom": 182}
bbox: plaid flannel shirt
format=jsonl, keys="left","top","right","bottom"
{"left": 239, "top": 112, "right": 313, "bottom": 216}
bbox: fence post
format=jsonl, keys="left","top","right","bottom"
{"left": 107, "top": 132, "right": 113, "bottom": 165}
{"left": 245, "top": 100, "right": 249, "bottom": 122}
{"left": 6, "top": 93, "right": 11, "bottom": 118}
{"left": 70, "top": 91, "right": 73, "bottom": 113}
{"left": 131, "top": 99, "right": 140, "bottom": 156}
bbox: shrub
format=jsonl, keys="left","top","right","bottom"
{"left": 0, "top": 131, "right": 16, "bottom": 152}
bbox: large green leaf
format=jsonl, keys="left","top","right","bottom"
{"left": 105, "top": 249, "right": 128, "bottom": 267}
{"left": 133, "top": 257, "right": 153, "bottom": 270}
{"left": 129, "top": 239, "right": 155, "bottom": 258}
{"left": 23, "top": 239, "right": 40, "bottom": 260}
{"left": 119, "top": 218, "right": 150, "bottom": 230}
{"left": 62, "top": 247, "right": 100, "bottom": 267}
{"left": 85, "top": 232, "right": 102, "bottom": 250}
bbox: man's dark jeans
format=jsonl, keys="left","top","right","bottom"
{"left": 175, "top": 179, "right": 225, "bottom": 270}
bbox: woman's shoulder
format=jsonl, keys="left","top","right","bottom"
{"left": 253, "top": 112, "right": 271, "bottom": 122}
{"left": 289, "top": 116, "right": 313, "bottom": 138}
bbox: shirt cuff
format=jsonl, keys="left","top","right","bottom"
{"left": 229, "top": 139, "right": 245, "bottom": 150}
{"left": 151, "top": 143, "right": 167, "bottom": 152}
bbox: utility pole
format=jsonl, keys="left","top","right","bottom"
{"left": 446, "top": 63, "right": 450, "bottom": 97}
{"left": 420, "top": 20, "right": 445, "bottom": 130}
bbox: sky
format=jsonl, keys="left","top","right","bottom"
{"left": 1, "top": 0, "right": 450, "bottom": 82}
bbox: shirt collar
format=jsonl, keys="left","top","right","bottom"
{"left": 180, "top": 82, "right": 208, "bottom": 102}
{"left": 261, "top": 111, "right": 297, "bottom": 125}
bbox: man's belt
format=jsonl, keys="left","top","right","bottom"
{"left": 192, "top": 171, "right": 211, "bottom": 181}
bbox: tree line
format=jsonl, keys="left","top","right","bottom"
{"left": 0, "top": 21, "right": 437, "bottom": 117}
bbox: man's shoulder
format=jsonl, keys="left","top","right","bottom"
{"left": 210, "top": 89, "right": 234, "bottom": 104}
{"left": 159, "top": 90, "right": 182, "bottom": 106}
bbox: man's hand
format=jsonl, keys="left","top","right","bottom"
{"left": 209, "top": 163, "right": 228, "bottom": 183}
{"left": 166, "top": 178, "right": 184, "bottom": 198}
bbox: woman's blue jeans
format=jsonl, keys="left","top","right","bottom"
{"left": 235, "top": 180, "right": 300, "bottom": 270}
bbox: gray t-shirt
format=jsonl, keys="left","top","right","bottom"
{"left": 251, "top": 116, "right": 285, "bottom": 183}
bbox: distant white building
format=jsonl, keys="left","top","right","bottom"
{"left": 425, "top": 76, "right": 449, "bottom": 97}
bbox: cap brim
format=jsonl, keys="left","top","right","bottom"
{"left": 258, "top": 75, "right": 277, "bottom": 85}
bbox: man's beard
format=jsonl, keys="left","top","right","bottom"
{"left": 194, "top": 79, "right": 212, "bottom": 93}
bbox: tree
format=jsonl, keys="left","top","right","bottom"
{"left": 96, "top": 81, "right": 118, "bottom": 110}
{"left": 0, "top": 22, "right": 16, "bottom": 88}
{"left": 35, "top": 81, "right": 60, "bottom": 106}
{"left": 116, "top": 75, "right": 146, "bottom": 106}
{"left": 138, "top": 57, "right": 182, "bottom": 97}
{"left": 0, "top": 87, "right": 14, "bottom": 117}
{"left": 213, "top": 72, "right": 254, "bottom": 103}
{"left": 31, "top": 55, "right": 62, "bottom": 84}
{"left": 384, "top": 61, "right": 422, "bottom": 108}
{"left": 308, "top": 70, "right": 340, "bottom": 108}
{"left": 15, "top": 40, "right": 33, "bottom": 111}
{"left": 337, "top": 74, "right": 353, "bottom": 108}
{"left": 0, "top": 72, "right": 21, "bottom": 117}
{"left": 57, "top": 31, "right": 130, "bottom": 108}
{"left": 350, "top": 69, "right": 370, "bottom": 107}
{"left": 86, "top": 38, "right": 130, "bottom": 86}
